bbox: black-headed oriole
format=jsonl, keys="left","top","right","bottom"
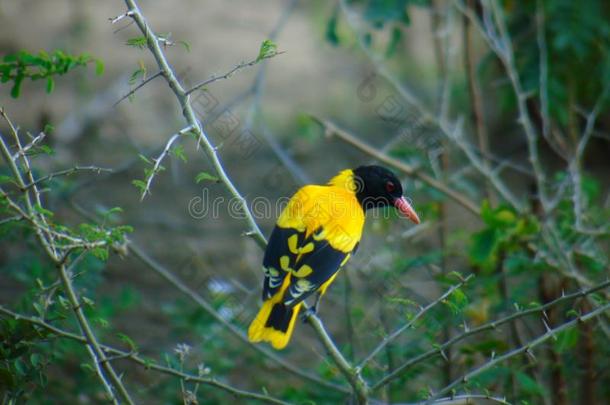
{"left": 248, "top": 165, "right": 419, "bottom": 349}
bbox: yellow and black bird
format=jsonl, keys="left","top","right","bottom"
{"left": 248, "top": 165, "right": 420, "bottom": 349}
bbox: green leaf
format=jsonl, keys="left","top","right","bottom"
{"left": 138, "top": 154, "right": 152, "bottom": 165}
{"left": 43, "top": 123, "right": 54, "bottom": 134}
{"left": 45, "top": 77, "right": 54, "bottom": 93}
{"left": 132, "top": 179, "right": 146, "bottom": 192}
{"left": 256, "top": 39, "right": 278, "bottom": 62}
{"left": 195, "top": 171, "right": 219, "bottom": 184}
{"left": 126, "top": 36, "right": 148, "bottom": 49}
{"left": 170, "top": 144, "right": 187, "bottom": 163}
{"left": 178, "top": 40, "right": 191, "bottom": 53}
{"left": 117, "top": 333, "right": 138, "bottom": 351}
{"left": 469, "top": 228, "right": 498, "bottom": 268}
{"left": 10, "top": 73, "right": 24, "bottom": 98}
{"left": 0, "top": 175, "right": 14, "bottom": 184}
{"left": 91, "top": 247, "right": 109, "bottom": 261}
{"left": 95, "top": 59, "right": 105, "bottom": 75}
{"left": 33, "top": 204, "right": 54, "bottom": 218}
{"left": 30, "top": 353, "right": 41, "bottom": 368}
{"left": 386, "top": 26, "right": 403, "bottom": 57}
{"left": 555, "top": 327, "right": 579, "bottom": 353}
{"left": 326, "top": 9, "right": 340, "bottom": 46}
{"left": 516, "top": 371, "right": 546, "bottom": 396}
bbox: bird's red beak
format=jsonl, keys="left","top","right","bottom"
{"left": 394, "top": 196, "right": 420, "bottom": 224}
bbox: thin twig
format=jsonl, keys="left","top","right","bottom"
{"left": 0, "top": 305, "right": 294, "bottom": 405}
{"left": 127, "top": 241, "right": 350, "bottom": 394}
{"left": 372, "top": 279, "right": 610, "bottom": 390}
{"left": 359, "top": 274, "right": 474, "bottom": 369}
{"left": 122, "top": 0, "right": 266, "bottom": 248}
{"left": 140, "top": 125, "right": 193, "bottom": 200}
{"left": 113, "top": 70, "right": 163, "bottom": 107}
{"left": 455, "top": 0, "right": 549, "bottom": 210}
{"left": 185, "top": 51, "right": 285, "bottom": 96}
{"left": 339, "top": 0, "right": 521, "bottom": 214}
{"left": 425, "top": 302, "right": 610, "bottom": 403}
{"left": 22, "top": 166, "right": 113, "bottom": 190}
{"left": 303, "top": 306, "right": 369, "bottom": 404}
{"left": 314, "top": 117, "right": 481, "bottom": 215}
{"left": 59, "top": 254, "right": 135, "bottom": 404}
{"left": 0, "top": 111, "right": 135, "bottom": 404}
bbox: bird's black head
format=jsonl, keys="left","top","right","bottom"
{"left": 352, "top": 165, "right": 420, "bottom": 224}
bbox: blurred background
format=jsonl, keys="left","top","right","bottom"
{"left": 1, "top": 0, "right": 609, "bottom": 404}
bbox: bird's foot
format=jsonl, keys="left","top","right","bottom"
{"left": 301, "top": 306, "right": 317, "bottom": 323}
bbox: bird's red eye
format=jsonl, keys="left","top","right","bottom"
{"left": 385, "top": 181, "right": 396, "bottom": 193}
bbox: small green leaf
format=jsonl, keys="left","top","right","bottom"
{"left": 43, "top": 123, "right": 54, "bottom": 134}
{"left": 10, "top": 74, "right": 24, "bottom": 98}
{"left": 117, "top": 333, "right": 138, "bottom": 351}
{"left": 170, "top": 144, "right": 187, "bottom": 163}
{"left": 132, "top": 179, "right": 146, "bottom": 192}
{"left": 326, "top": 8, "right": 340, "bottom": 46}
{"left": 469, "top": 228, "right": 498, "bottom": 269}
{"left": 126, "top": 36, "right": 148, "bottom": 49}
{"left": 138, "top": 154, "right": 152, "bottom": 165}
{"left": 95, "top": 59, "right": 105, "bottom": 75}
{"left": 33, "top": 204, "right": 54, "bottom": 218}
{"left": 195, "top": 171, "right": 219, "bottom": 183}
{"left": 256, "top": 39, "right": 278, "bottom": 62}
{"left": 0, "top": 175, "right": 14, "bottom": 184}
{"left": 385, "top": 26, "right": 403, "bottom": 58}
{"left": 45, "top": 77, "right": 55, "bottom": 93}
{"left": 178, "top": 40, "right": 191, "bottom": 53}
{"left": 80, "top": 363, "right": 95, "bottom": 374}
{"left": 91, "top": 247, "right": 109, "bottom": 261}
{"left": 555, "top": 327, "right": 579, "bottom": 353}
{"left": 30, "top": 353, "right": 41, "bottom": 367}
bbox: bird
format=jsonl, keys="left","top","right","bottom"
{"left": 248, "top": 165, "right": 420, "bottom": 349}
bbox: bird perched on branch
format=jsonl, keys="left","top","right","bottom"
{"left": 248, "top": 165, "right": 420, "bottom": 349}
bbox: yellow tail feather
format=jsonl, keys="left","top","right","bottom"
{"left": 248, "top": 277, "right": 302, "bottom": 350}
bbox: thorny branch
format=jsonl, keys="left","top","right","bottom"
{"left": 121, "top": 0, "right": 266, "bottom": 248}
{"left": 373, "top": 279, "right": 610, "bottom": 390}
{"left": 0, "top": 306, "right": 293, "bottom": 405}
{"left": 0, "top": 112, "right": 135, "bottom": 404}
{"left": 116, "top": 0, "right": 378, "bottom": 402}
{"left": 359, "top": 274, "right": 474, "bottom": 369}
{"left": 426, "top": 302, "right": 610, "bottom": 403}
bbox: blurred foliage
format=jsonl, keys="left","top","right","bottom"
{"left": 493, "top": 0, "right": 610, "bottom": 127}
{"left": 0, "top": 50, "right": 103, "bottom": 98}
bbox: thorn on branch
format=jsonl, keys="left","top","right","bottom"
{"left": 109, "top": 11, "right": 134, "bottom": 24}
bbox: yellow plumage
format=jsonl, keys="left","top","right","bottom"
{"left": 248, "top": 169, "right": 364, "bottom": 349}
{"left": 248, "top": 166, "right": 419, "bottom": 350}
